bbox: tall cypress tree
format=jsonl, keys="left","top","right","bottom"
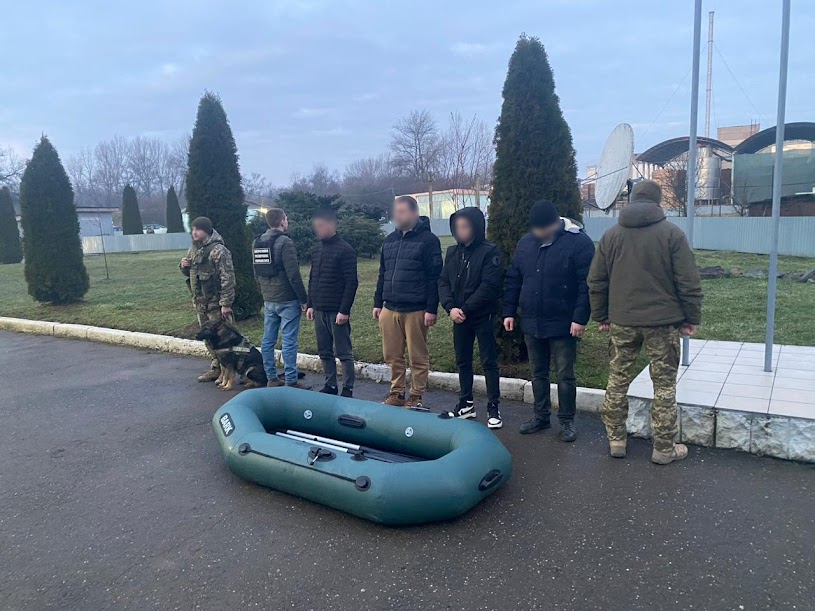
{"left": 165, "top": 185, "right": 185, "bottom": 232}
{"left": 121, "top": 185, "right": 143, "bottom": 235}
{"left": 186, "top": 91, "right": 261, "bottom": 318}
{"left": 20, "top": 136, "right": 89, "bottom": 303}
{"left": 0, "top": 186, "right": 23, "bottom": 264}
{"left": 488, "top": 34, "right": 582, "bottom": 264}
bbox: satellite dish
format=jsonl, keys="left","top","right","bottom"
{"left": 594, "top": 123, "right": 634, "bottom": 210}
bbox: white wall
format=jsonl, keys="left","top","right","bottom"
{"left": 82, "top": 232, "right": 191, "bottom": 254}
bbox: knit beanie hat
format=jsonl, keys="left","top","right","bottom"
{"left": 191, "top": 216, "right": 213, "bottom": 235}
{"left": 529, "top": 201, "right": 560, "bottom": 228}
{"left": 630, "top": 180, "right": 662, "bottom": 203}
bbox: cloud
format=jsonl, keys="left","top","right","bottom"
{"left": 311, "top": 127, "right": 350, "bottom": 137}
{"left": 450, "top": 42, "right": 500, "bottom": 57}
{"left": 352, "top": 92, "right": 379, "bottom": 102}
{"left": 293, "top": 107, "right": 331, "bottom": 119}
{"left": 161, "top": 63, "right": 179, "bottom": 76}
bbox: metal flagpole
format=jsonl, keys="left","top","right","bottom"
{"left": 765, "top": 0, "right": 791, "bottom": 372}
{"left": 682, "top": 0, "right": 702, "bottom": 367}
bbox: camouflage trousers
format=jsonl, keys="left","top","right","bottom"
{"left": 601, "top": 324, "right": 680, "bottom": 453}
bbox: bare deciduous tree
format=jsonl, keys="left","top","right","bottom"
{"left": 390, "top": 109, "right": 443, "bottom": 186}
{"left": 439, "top": 112, "right": 494, "bottom": 208}
{"left": 94, "top": 136, "right": 130, "bottom": 207}
{"left": 0, "top": 146, "right": 25, "bottom": 186}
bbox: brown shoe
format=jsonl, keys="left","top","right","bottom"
{"left": 266, "top": 378, "right": 284, "bottom": 388}
{"left": 382, "top": 392, "right": 405, "bottom": 406}
{"left": 405, "top": 394, "right": 424, "bottom": 409}
{"left": 286, "top": 381, "right": 313, "bottom": 391}
{"left": 652, "top": 443, "right": 689, "bottom": 465}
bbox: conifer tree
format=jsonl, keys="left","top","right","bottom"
{"left": 488, "top": 34, "right": 582, "bottom": 264}
{"left": 186, "top": 91, "right": 261, "bottom": 318}
{"left": 121, "top": 185, "right": 143, "bottom": 235}
{"left": 20, "top": 136, "right": 89, "bottom": 303}
{"left": 0, "top": 186, "right": 23, "bottom": 264}
{"left": 165, "top": 185, "right": 185, "bottom": 233}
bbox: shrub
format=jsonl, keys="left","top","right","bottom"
{"left": 338, "top": 214, "right": 384, "bottom": 259}
{"left": 0, "top": 186, "right": 23, "bottom": 264}
{"left": 165, "top": 186, "right": 185, "bottom": 233}
{"left": 121, "top": 185, "right": 143, "bottom": 235}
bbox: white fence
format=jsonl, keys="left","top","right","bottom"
{"left": 582, "top": 216, "right": 815, "bottom": 257}
{"left": 82, "top": 233, "right": 191, "bottom": 255}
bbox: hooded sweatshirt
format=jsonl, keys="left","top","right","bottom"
{"left": 588, "top": 199, "right": 702, "bottom": 327}
{"left": 438, "top": 207, "right": 503, "bottom": 322}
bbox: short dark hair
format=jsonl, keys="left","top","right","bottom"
{"left": 312, "top": 207, "right": 337, "bottom": 223}
{"left": 265, "top": 208, "right": 286, "bottom": 228}
{"left": 394, "top": 195, "right": 418, "bottom": 211}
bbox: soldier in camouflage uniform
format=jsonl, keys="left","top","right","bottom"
{"left": 180, "top": 217, "right": 236, "bottom": 382}
{"left": 588, "top": 181, "right": 702, "bottom": 465}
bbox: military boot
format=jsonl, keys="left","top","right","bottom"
{"left": 652, "top": 443, "right": 689, "bottom": 465}
{"left": 197, "top": 360, "right": 221, "bottom": 383}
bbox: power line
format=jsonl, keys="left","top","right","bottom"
{"left": 713, "top": 41, "right": 771, "bottom": 126}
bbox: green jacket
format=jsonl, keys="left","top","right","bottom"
{"left": 255, "top": 228, "right": 307, "bottom": 304}
{"left": 588, "top": 200, "right": 702, "bottom": 327}
{"left": 181, "top": 230, "right": 236, "bottom": 308}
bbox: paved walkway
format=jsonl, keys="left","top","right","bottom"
{"left": 1, "top": 331, "right": 813, "bottom": 610}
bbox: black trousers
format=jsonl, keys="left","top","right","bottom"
{"left": 525, "top": 335, "right": 577, "bottom": 422}
{"left": 453, "top": 316, "right": 500, "bottom": 404}
{"left": 314, "top": 310, "right": 355, "bottom": 390}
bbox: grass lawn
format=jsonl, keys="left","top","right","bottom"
{"left": 0, "top": 243, "right": 813, "bottom": 389}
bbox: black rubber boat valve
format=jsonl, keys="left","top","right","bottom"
{"left": 308, "top": 447, "right": 335, "bottom": 465}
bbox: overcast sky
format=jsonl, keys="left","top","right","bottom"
{"left": 1, "top": 0, "right": 813, "bottom": 185}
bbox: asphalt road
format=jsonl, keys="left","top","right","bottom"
{"left": 1, "top": 331, "right": 813, "bottom": 611}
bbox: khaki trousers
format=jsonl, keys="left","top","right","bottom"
{"left": 379, "top": 308, "right": 429, "bottom": 397}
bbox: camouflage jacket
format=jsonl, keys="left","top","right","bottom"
{"left": 181, "top": 230, "right": 236, "bottom": 308}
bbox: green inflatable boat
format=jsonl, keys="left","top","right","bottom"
{"left": 211, "top": 387, "right": 512, "bottom": 525}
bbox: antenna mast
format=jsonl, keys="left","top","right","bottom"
{"left": 705, "top": 11, "right": 715, "bottom": 138}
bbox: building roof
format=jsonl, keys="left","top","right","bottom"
{"left": 636, "top": 137, "right": 734, "bottom": 165}
{"left": 733, "top": 122, "right": 815, "bottom": 154}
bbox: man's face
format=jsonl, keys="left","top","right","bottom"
{"left": 392, "top": 201, "right": 418, "bottom": 231}
{"left": 280, "top": 214, "right": 289, "bottom": 232}
{"left": 312, "top": 217, "right": 336, "bottom": 240}
{"left": 454, "top": 217, "right": 474, "bottom": 244}
{"left": 191, "top": 227, "right": 207, "bottom": 242}
{"left": 531, "top": 221, "right": 561, "bottom": 242}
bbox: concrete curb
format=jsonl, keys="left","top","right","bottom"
{"left": 0, "top": 315, "right": 602, "bottom": 411}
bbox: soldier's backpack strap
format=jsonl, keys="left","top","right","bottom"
{"left": 252, "top": 233, "right": 283, "bottom": 277}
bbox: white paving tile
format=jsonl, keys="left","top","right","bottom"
{"left": 729, "top": 364, "right": 775, "bottom": 377}
{"left": 781, "top": 345, "right": 815, "bottom": 355}
{"left": 721, "top": 383, "right": 772, "bottom": 400}
{"left": 770, "top": 387, "right": 811, "bottom": 404}
{"left": 774, "top": 367, "right": 815, "bottom": 380}
{"left": 706, "top": 340, "right": 742, "bottom": 349}
{"left": 681, "top": 369, "right": 729, "bottom": 383}
{"left": 773, "top": 376, "right": 815, "bottom": 391}
{"left": 735, "top": 356, "right": 778, "bottom": 367}
{"left": 768, "top": 400, "right": 815, "bottom": 419}
{"left": 694, "top": 355, "right": 738, "bottom": 365}
{"left": 677, "top": 380, "right": 724, "bottom": 394}
{"left": 725, "top": 373, "right": 775, "bottom": 388}
{"left": 698, "top": 348, "right": 740, "bottom": 357}
{"left": 677, "top": 390, "right": 719, "bottom": 407}
{"left": 776, "top": 356, "right": 815, "bottom": 369}
{"left": 691, "top": 361, "right": 734, "bottom": 373}
{"left": 716, "top": 394, "right": 770, "bottom": 413}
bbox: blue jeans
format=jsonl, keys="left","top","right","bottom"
{"left": 261, "top": 300, "right": 301, "bottom": 383}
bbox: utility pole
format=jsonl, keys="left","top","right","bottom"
{"left": 705, "top": 11, "right": 715, "bottom": 138}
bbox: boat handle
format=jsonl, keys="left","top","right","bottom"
{"left": 338, "top": 414, "right": 366, "bottom": 429}
{"left": 478, "top": 469, "right": 503, "bottom": 491}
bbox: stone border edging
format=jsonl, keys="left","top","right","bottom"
{"left": 0, "top": 316, "right": 600, "bottom": 411}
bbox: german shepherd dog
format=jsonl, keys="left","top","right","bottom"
{"left": 195, "top": 319, "right": 268, "bottom": 391}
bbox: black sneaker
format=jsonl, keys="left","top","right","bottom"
{"left": 453, "top": 399, "right": 476, "bottom": 420}
{"left": 519, "top": 417, "right": 551, "bottom": 435}
{"left": 559, "top": 420, "right": 577, "bottom": 443}
{"left": 319, "top": 385, "right": 338, "bottom": 395}
{"left": 487, "top": 403, "right": 502, "bottom": 429}
{"left": 340, "top": 387, "right": 353, "bottom": 398}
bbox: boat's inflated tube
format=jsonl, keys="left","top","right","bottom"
{"left": 212, "top": 387, "right": 512, "bottom": 525}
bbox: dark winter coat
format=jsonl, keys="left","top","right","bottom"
{"left": 255, "top": 228, "right": 308, "bottom": 304}
{"left": 588, "top": 199, "right": 702, "bottom": 327}
{"left": 374, "top": 216, "right": 443, "bottom": 313}
{"left": 438, "top": 207, "right": 503, "bottom": 322}
{"left": 502, "top": 219, "right": 595, "bottom": 338}
{"left": 306, "top": 233, "right": 359, "bottom": 315}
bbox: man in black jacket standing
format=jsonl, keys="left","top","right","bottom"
{"left": 306, "top": 208, "right": 359, "bottom": 397}
{"left": 374, "top": 195, "right": 443, "bottom": 409}
{"left": 438, "top": 207, "right": 503, "bottom": 428}
{"left": 503, "top": 201, "right": 595, "bottom": 442}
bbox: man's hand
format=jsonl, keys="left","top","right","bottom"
{"left": 424, "top": 313, "right": 438, "bottom": 327}
{"left": 570, "top": 322, "right": 586, "bottom": 338}
{"left": 373, "top": 308, "right": 382, "bottom": 320}
{"left": 336, "top": 313, "right": 349, "bottom": 325}
{"left": 180, "top": 257, "right": 190, "bottom": 269}
{"left": 598, "top": 321, "right": 610, "bottom": 333}
{"left": 503, "top": 317, "right": 514, "bottom": 332}
{"left": 450, "top": 308, "right": 466, "bottom": 324}
{"left": 220, "top": 306, "right": 233, "bottom": 319}
{"left": 306, "top": 308, "right": 314, "bottom": 321}
{"left": 680, "top": 323, "right": 697, "bottom": 336}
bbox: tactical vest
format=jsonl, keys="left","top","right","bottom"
{"left": 189, "top": 241, "right": 219, "bottom": 299}
{"left": 252, "top": 234, "right": 283, "bottom": 277}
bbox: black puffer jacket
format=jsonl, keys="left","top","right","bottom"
{"left": 503, "top": 219, "right": 595, "bottom": 338}
{"left": 307, "top": 233, "right": 359, "bottom": 315}
{"left": 438, "top": 207, "right": 503, "bottom": 322}
{"left": 374, "top": 216, "right": 443, "bottom": 313}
